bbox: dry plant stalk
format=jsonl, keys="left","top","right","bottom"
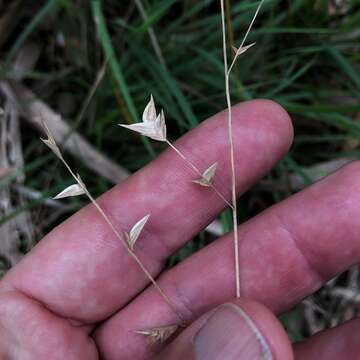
{"left": 10, "top": 82, "right": 129, "bottom": 183}
{"left": 40, "top": 118, "right": 184, "bottom": 324}
{"left": 134, "top": 0, "right": 167, "bottom": 71}
{"left": 119, "top": 95, "right": 233, "bottom": 209}
{"left": 220, "top": 0, "right": 265, "bottom": 297}
{"left": 0, "top": 88, "right": 34, "bottom": 268}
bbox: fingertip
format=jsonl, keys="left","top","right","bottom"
{"left": 158, "top": 298, "right": 293, "bottom": 360}
{"left": 232, "top": 99, "right": 294, "bottom": 154}
{"left": 337, "top": 160, "right": 360, "bottom": 183}
{"left": 229, "top": 298, "right": 294, "bottom": 360}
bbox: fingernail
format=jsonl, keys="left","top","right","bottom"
{"left": 193, "top": 303, "right": 272, "bottom": 360}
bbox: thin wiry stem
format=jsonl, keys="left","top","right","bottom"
{"left": 134, "top": 0, "right": 167, "bottom": 71}
{"left": 166, "top": 140, "right": 233, "bottom": 209}
{"left": 61, "top": 60, "right": 108, "bottom": 147}
{"left": 220, "top": 0, "right": 265, "bottom": 298}
{"left": 228, "top": 0, "right": 265, "bottom": 75}
{"left": 225, "top": 0, "right": 242, "bottom": 97}
{"left": 75, "top": 60, "right": 108, "bottom": 125}
{"left": 220, "top": 0, "right": 240, "bottom": 298}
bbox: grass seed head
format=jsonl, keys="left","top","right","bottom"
{"left": 53, "top": 184, "right": 86, "bottom": 199}
{"left": 126, "top": 214, "right": 151, "bottom": 250}
{"left": 192, "top": 162, "right": 218, "bottom": 187}
{"left": 119, "top": 95, "right": 167, "bottom": 142}
{"left": 135, "top": 324, "right": 179, "bottom": 344}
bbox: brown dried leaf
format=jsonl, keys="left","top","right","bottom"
{"left": 53, "top": 184, "right": 85, "bottom": 199}
{"left": 192, "top": 162, "right": 218, "bottom": 187}
{"left": 135, "top": 324, "right": 179, "bottom": 344}
{"left": 126, "top": 214, "right": 150, "bottom": 250}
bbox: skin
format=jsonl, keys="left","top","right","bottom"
{"left": 1, "top": 100, "right": 360, "bottom": 359}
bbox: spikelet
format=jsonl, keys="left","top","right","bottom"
{"left": 232, "top": 42, "right": 256, "bottom": 61}
{"left": 192, "top": 163, "right": 218, "bottom": 187}
{"left": 119, "top": 95, "right": 167, "bottom": 141}
{"left": 125, "top": 214, "right": 150, "bottom": 250}
{"left": 40, "top": 120, "right": 62, "bottom": 160}
{"left": 53, "top": 184, "right": 86, "bottom": 199}
{"left": 135, "top": 324, "right": 179, "bottom": 344}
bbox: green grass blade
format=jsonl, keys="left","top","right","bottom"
{"left": 91, "top": 0, "right": 155, "bottom": 157}
{"left": 328, "top": 46, "right": 360, "bottom": 91}
{"left": 136, "top": 0, "right": 178, "bottom": 34}
{"left": 5, "top": 0, "right": 58, "bottom": 64}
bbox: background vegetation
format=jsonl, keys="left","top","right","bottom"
{"left": 0, "top": 0, "right": 359, "bottom": 341}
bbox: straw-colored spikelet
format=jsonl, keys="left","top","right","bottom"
{"left": 125, "top": 214, "right": 150, "bottom": 250}
{"left": 119, "top": 95, "right": 167, "bottom": 142}
{"left": 135, "top": 324, "right": 179, "bottom": 344}
{"left": 53, "top": 184, "right": 86, "bottom": 199}
{"left": 232, "top": 42, "right": 256, "bottom": 60}
{"left": 40, "top": 122, "right": 63, "bottom": 160}
{"left": 192, "top": 163, "right": 218, "bottom": 187}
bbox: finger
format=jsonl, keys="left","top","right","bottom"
{"left": 0, "top": 291, "right": 97, "bottom": 360}
{"left": 1, "top": 100, "right": 293, "bottom": 324}
{"left": 294, "top": 318, "right": 360, "bottom": 359}
{"left": 158, "top": 299, "right": 293, "bottom": 360}
{"left": 95, "top": 161, "right": 360, "bottom": 358}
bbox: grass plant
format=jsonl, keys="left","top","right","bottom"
{"left": 1, "top": 0, "right": 359, "bottom": 342}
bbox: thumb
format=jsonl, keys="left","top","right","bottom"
{"left": 157, "top": 299, "right": 293, "bottom": 360}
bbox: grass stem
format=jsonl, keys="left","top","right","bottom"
{"left": 134, "top": 0, "right": 167, "bottom": 71}
{"left": 220, "top": 0, "right": 265, "bottom": 298}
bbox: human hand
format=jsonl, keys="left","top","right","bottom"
{"left": 1, "top": 100, "right": 359, "bottom": 360}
